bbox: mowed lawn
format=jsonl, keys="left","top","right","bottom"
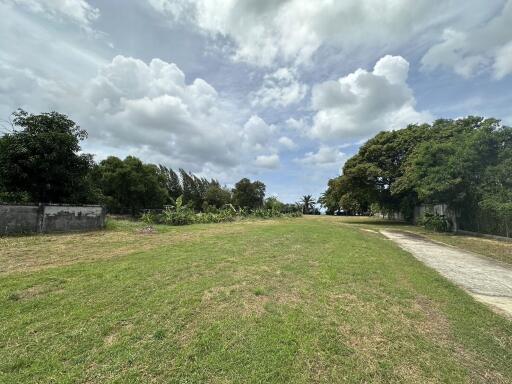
{"left": 334, "top": 216, "right": 512, "bottom": 266}
{"left": 0, "top": 218, "right": 511, "bottom": 383}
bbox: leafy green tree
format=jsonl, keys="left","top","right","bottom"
{"left": 91, "top": 156, "right": 168, "bottom": 214}
{"left": 339, "top": 192, "right": 361, "bottom": 214}
{"left": 205, "top": 181, "right": 232, "bottom": 209}
{"left": 264, "top": 196, "right": 284, "bottom": 211}
{"left": 323, "top": 116, "right": 512, "bottom": 230}
{"left": 478, "top": 154, "right": 512, "bottom": 236}
{"left": 158, "top": 166, "right": 183, "bottom": 203}
{"left": 232, "top": 178, "right": 266, "bottom": 210}
{"left": 300, "top": 195, "right": 316, "bottom": 214}
{"left": 0, "top": 109, "right": 93, "bottom": 203}
{"left": 337, "top": 123, "right": 431, "bottom": 218}
{"left": 319, "top": 177, "right": 345, "bottom": 214}
{"left": 395, "top": 118, "right": 503, "bottom": 209}
{"left": 179, "top": 169, "right": 202, "bottom": 210}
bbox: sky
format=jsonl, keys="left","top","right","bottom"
{"left": 1, "top": 0, "right": 511, "bottom": 203}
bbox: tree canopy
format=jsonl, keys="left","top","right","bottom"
{"left": 90, "top": 156, "right": 168, "bottom": 215}
{"left": 232, "top": 178, "right": 266, "bottom": 210}
{"left": 299, "top": 195, "right": 316, "bottom": 214}
{"left": 0, "top": 110, "right": 277, "bottom": 216}
{"left": 0, "top": 109, "right": 93, "bottom": 203}
{"left": 322, "top": 116, "right": 512, "bottom": 235}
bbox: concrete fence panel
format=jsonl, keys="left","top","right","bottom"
{"left": 0, "top": 204, "right": 106, "bottom": 235}
{"left": 413, "top": 203, "right": 458, "bottom": 232}
{"left": 0, "top": 205, "right": 40, "bottom": 234}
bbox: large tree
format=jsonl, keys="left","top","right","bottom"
{"left": 204, "top": 181, "right": 231, "bottom": 210}
{"left": 158, "top": 166, "right": 183, "bottom": 203}
{"left": 394, "top": 118, "right": 503, "bottom": 208}
{"left": 300, "top": 195, "right": 316, "bottom": 214}
{"left": 0, "top": 110, "right": 93, "bottom": 203}
{"left": 91, "top": 156, "right": 168, "bottom": 214}
{"left": 232, "top": 178, "right": 266, "bottom": 210}
{"left": 323, "top": 116, "right": 512, "bottom": 229}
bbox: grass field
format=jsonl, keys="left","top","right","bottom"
{"left": 1, "top": 217, "right": 511, "bottom": 383}
{"left": 336, "top": 216, "right": 512, "bottom": 265}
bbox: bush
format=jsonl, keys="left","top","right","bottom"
{"left": 141, "top": 211, "right": 157, "bottom": 225}
{"left": 251, "top": 208, "right": 283, "bottom": 218}
{"left": 162, "top": 208, "right": 195, "bottom": 226}
{"left": 419, "top": 212, "right": 450, "bottom": 232}
{"left": 138, "top": 205, "right": 301, "bottom": 227}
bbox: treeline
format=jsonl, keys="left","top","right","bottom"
{"left": 321, "top": 117, "right": 512, "bottom": 236}
{"left": 0, "top": 110, "right": 298, "bottom": 215}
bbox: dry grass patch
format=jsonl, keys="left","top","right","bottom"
{"left": 0, "top": 219, "right": 267, "bottom": 275}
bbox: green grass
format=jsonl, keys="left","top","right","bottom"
{"left": 1, "top": 217, "right": 511, "bottom": 383}
{"left": 334, "top": 216, "right": 512, "bottom": 265}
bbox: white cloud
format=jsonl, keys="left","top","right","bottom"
{"left": 250, "top": 67, "right": 307, "bottom": 108}
{"left": 285, "top": 117, "right": 308, "bottom": 135}
{"left": 310, "top": 55, "right": 432, "bottom": 140}
{"left": 7, "top": 0, "right": 99, "bottom": 26}
{"left": 86, "top": 55, "right": 242, "bottom": 169}
{"left": 421, "top": 1, "right": 512, "bottom": 79}
{"left": 148, "top": 0, "right": 493, "bottom": 67}
{"left": 493, "top": 41, "right": 512, "bottom": 80}
{"left": 297, "top": 146, "right": 346, "bottom": 167}
{"left": 242, "top": 114, "right": 276, "bottom": 149}
{"left": 0, "top": 63, "right": 68, "bottom": 111}
{"left": 147, "top": 0, "right": 193, "bottom": 18}
{"left": 278, "top": 136, "right": 297, "bottom": 150}
{"left": 255, "top": 154, "right": 280, "bottom": 169}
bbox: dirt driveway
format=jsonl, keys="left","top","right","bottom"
{"left": 381, "top": 230, "right": 512, "bottom": 318}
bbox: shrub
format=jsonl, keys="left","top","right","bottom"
{"left": 162, "top": 208, "right": 195, "bottom": 226}
{"left": 141, "top": 211, "right": 156, "bottom": 225}
{"left": 159, "top": 195, "right": 195, "bottom": 225}
{"left": 419, "top": 212, "right": 450, "bottom": 232}
{"left": 192, "top": 209, "right": 232, "bottom": 224}
{"left": 138, "top": 202, "right": 301, "bottom": 227}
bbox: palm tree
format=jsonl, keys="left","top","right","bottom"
{"left": 300, "top": 195, "right": 315, "bottom": 214}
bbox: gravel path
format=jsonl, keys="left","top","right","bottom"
{"left": 381, "top": 230, "right": 512, "bottom": 318}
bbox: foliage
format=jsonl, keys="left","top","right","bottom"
{"left": 418, "top": 212, "right": 451, "bottom": 232}
{"left": 205, "top": 181, "right": 232, "bottom": 210}
{"left": 0, "top": 109, "right": 94, "bottom": 203}
{"left": 394, "top": 118, "right": 504, "bottom": 208}
{"left": 140, "top": 211, "right": 157, "bottom": 225}
{"left": 322, "top": 117, "right": 512, "bottom": 235}
{"left": 158, "top": 166, "right": 182, "bottom": 202}
{"left": 137, "top": 195, "right": 300, "bottom": 226}
{"left": 195, "top": 209, "right": 237, "bottom": 224}
{"left": 232, "top": 178, "right": 266, "bottom": 209}
{"left": 0, "top": 109, "right": 304, "bottom": 220}
{"left": 263, "top": 196, "right": 284, "bottom": 211}
{"left": 299, "top": 195, "right": 316, "bottom": 214}
{"left": 90, "top": 156, "right": 168, "bottom": 215}
{"left": 475, "top": 144, "right": 512, "bottom": 236}
{"left": 339, "top": 192, "right": 361, "bottom": 214}
{"left": 160, "top": 195, "right": 194, "bottom": 225}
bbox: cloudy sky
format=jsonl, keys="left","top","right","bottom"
{"left": 1, "top": 0, "right": 512, "bottom": 202}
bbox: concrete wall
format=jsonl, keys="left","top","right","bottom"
{"left": 0, "top": 205, "right": 40, "bottom": 234}
{"left": 376, "top": 211, "right": 404, "bottom": 221}
{"left": 0, "top": 204, "right": 106, "bottom": 235}
{"left": 413, "top": 203, "right": 458, "bottom": 232}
